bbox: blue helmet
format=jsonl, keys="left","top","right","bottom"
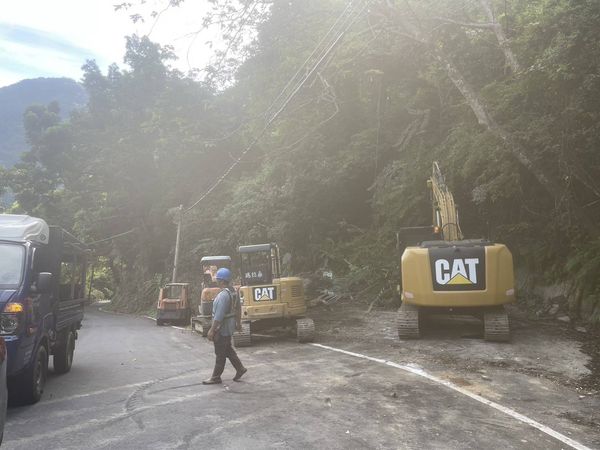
{"left": 216, "top": 267, "right": 232, "bottom": 282}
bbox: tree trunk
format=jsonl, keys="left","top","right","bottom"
{"left": 437, "top": 51, "right": 595, "bottom": 235}
{"left": 478, "top": 0, "right": 520, "bottom": 73}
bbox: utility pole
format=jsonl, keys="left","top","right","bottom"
{"left": 87, "top": 264, "right": 95, "bottom": 302}
{"left": 172, "top": 204, "right": 183, "bottom": 282}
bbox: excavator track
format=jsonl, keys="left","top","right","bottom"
{"left": 200, "top": 318, "right": 211, "bottom": 337}
{"left": 233, "top": 322, "right": 252, "bottom": 347}
{"left": 190, "top": 316, "right": 212, "bottom": 337}
{"left": 296, "top": 317, "right": 315, "bottom": 343}
{"left": 483, "top": 306, "right": 510, "bottom": 342}
{"left": 397, "top": 303, "right": 420, "bottom": 339}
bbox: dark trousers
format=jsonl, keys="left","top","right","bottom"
{"left": 212, "top": 334, "right": 244, "bottom": 378}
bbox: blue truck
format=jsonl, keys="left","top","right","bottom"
{"left": 0, "top": 215, "right": 87, "bottom": 404}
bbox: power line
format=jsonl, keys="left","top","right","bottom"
{"left": 265, "top": 1, "right": 367, "bottom": 123}
{"left": 84, "top": 1, "right": 371, "bottom": 251}
{"left": 168, "top": 0, "right": 372, "bottom": 280}
{"left": 184, "top": 0, "right": 371, "bottom": 214}
{"left": 200, "top": 0, "right": 363, "bottom": 145}
{"left": 265, "top": 0, "right": 357, "bottom": 119}
{"left": 86, "top": 228, "right": 137, "bottom": 246}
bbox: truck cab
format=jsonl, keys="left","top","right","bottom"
{"left": 0, "top": 215, "right": 86, "bottom": 403}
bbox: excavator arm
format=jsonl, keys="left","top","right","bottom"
{"left": 429, "top": 162, "right": 463, "bottom": 241}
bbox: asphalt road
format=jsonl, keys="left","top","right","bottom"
{"left": 2, "top": 307, "right": 595, "bottom": 449}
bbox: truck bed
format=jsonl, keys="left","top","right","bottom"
{"left": 56, "top": 299, "right": 84, "bottom": 330}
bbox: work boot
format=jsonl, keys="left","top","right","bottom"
{"left": 233, "top": 367, "right": 247, "bottom": 382}
{"left": 202, "top": 377, "right": 222, "bottom": 385}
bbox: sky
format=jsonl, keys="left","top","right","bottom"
{"left": 0, "top": 0, "right": 215, "bottom": 88}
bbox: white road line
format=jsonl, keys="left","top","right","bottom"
{"left": 311, "top": 343, "right": 592, "bottom": 450}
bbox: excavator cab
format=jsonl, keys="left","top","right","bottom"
{"left": 233, "top": 243, "right": 314, "bottom": 347}
{"left": 200, "top": 256, "right": 232, "bottom": 289}
{"left": 239, "top": 243, "right": 280, "bottom": 286}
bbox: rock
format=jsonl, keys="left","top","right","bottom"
{"left": 557, "top": 316, "right": 571, "bottom": 323}
{"left": 548, "top": 304, "right": 560, "bottom": 315}
{"left": 575, "top": 326, "right": 587, "bottom": 333}
{"left": 481, "top": 375, "right": 492, "bottom": 381}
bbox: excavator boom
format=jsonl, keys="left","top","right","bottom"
{"left": 429, "top": 162, "right": 463, "bottom": 241}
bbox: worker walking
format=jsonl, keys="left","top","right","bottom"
{"left": 203, "top": 268, "right": 247, "bottom": 384}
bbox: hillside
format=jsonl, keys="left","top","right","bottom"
{"left": 2, "top": 2, "right": 600, "bottom": 323}
{"left": 0, "top": 77, "right": 87, "bottom": 167}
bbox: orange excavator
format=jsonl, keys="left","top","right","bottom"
{"left": 190, "top": 256, "right": 232, "bottom": 336}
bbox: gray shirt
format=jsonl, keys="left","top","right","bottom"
{"left": 212, "top": 288, "right": 236, "bottom": 336}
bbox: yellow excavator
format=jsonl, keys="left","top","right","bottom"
{"left": 398, "top": 162, "right": 515, "bottom": 341}
{"left": 233, "top": 243, "right": 315, "bottom": 347}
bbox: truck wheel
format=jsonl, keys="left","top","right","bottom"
{"left": 54, "top": 331, "right": 75, "bottom": 374}
{"left": 18, "top": 345, "right": 48, "bottom": 404}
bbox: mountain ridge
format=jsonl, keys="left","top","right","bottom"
{"left": 0, "top": 77, "right": 87, "bottom": 167}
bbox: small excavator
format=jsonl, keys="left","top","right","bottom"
{"left": 397, "top": 162, "right": 515, "bottom": 341}
{"left": 191, "top": 255, "right": 232, "bottom": 337}
{"left": 233, "top": 243, "right": 315, "bottom": 347}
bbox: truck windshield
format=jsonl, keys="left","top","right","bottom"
{"left": 0, "top": 244, "right": 25, "bottom": 288}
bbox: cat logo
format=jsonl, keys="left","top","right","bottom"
{"left": 435, "top": 259, "right": 479, "bottom": 285}
{"left": 253, "top": 286, "right": 277, "bottom": 302}
{"left": 429, "top": 246, "right": 486, "bottom": 291}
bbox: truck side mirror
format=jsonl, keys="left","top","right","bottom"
{"left": 34, "top": 272, "right": 53, "bottom": 294}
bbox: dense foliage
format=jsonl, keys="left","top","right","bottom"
{"left": 2, "top": 0, "right": 599, "bottom": 321}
